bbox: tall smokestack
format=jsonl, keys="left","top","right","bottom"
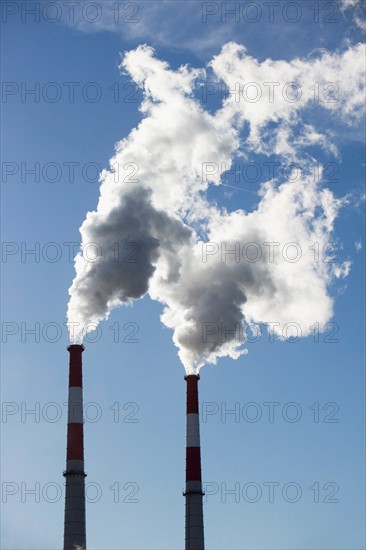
{"left": 63, "top": 344, "right": 87, "bottom": 550}
{"left": 184, "top": 374, "right": 205, "bottom": 550}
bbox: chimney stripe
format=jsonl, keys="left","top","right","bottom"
{"left": 186, "top": 413, "right": 200, "bottom": 448}
{"left": 66, "top": 423, "right": 84, "bottom": 461}
{"left": 186, "top": 381, "right": 199, "bottom": 413}
{"left": 186, "top": 447, "right": 202, "bottom": 481}
{"left": 68, "top": 350, "right": 83, "bottom": 386}
{"left": 67, "top": 387, "right": 84, "bottom": 424}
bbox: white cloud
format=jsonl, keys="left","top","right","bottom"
{"left": 210, "top": 42, "right": 365, "bottom": 156}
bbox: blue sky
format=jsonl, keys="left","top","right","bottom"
{"left": 1, "top": 1, "right": 365, "bottom": 549}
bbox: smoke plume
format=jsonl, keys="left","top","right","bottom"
{"left": 67, "top": 43, "right": 364, "bottom": 373}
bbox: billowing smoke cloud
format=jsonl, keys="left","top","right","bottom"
{"left": 154, "top": 168, "right": 344, "bottom": 369}
{"left": 67, "top": 42, "right": 364, "bottom": 372}
{"left": 67, "top": 185, "right": 192, "bottom": 334}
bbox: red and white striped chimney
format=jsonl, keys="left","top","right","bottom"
{"left": 63, "top": 344, "right": 87, "bottom": 550}
{"left": 184, "top": 374, "right": 205, "bottom": 550}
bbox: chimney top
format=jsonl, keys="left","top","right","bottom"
{"left": 184, "top": 373, "right": 200, "bottom": 381}
{"left": 67, "top": 344, "right": 85, "bottom": 352}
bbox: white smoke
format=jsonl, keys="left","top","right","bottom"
{"left": 67, "top": 42, "right": 364, "bottom": 373}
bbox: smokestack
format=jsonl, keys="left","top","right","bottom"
{"left": 184, "top": 374, "right": 205, "bottom": 550}
{"left": 63, "top": 344, "right": 87, "bottom": 550}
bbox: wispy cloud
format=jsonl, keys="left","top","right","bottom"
{"left": 340, "top": 0, "right": 366, "bottom": 29}
{"left": 62, "top": 0, "right": 365, "bottom": 57}
{"left": 355, "top": 239, "right": 363, "bottom": 251}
